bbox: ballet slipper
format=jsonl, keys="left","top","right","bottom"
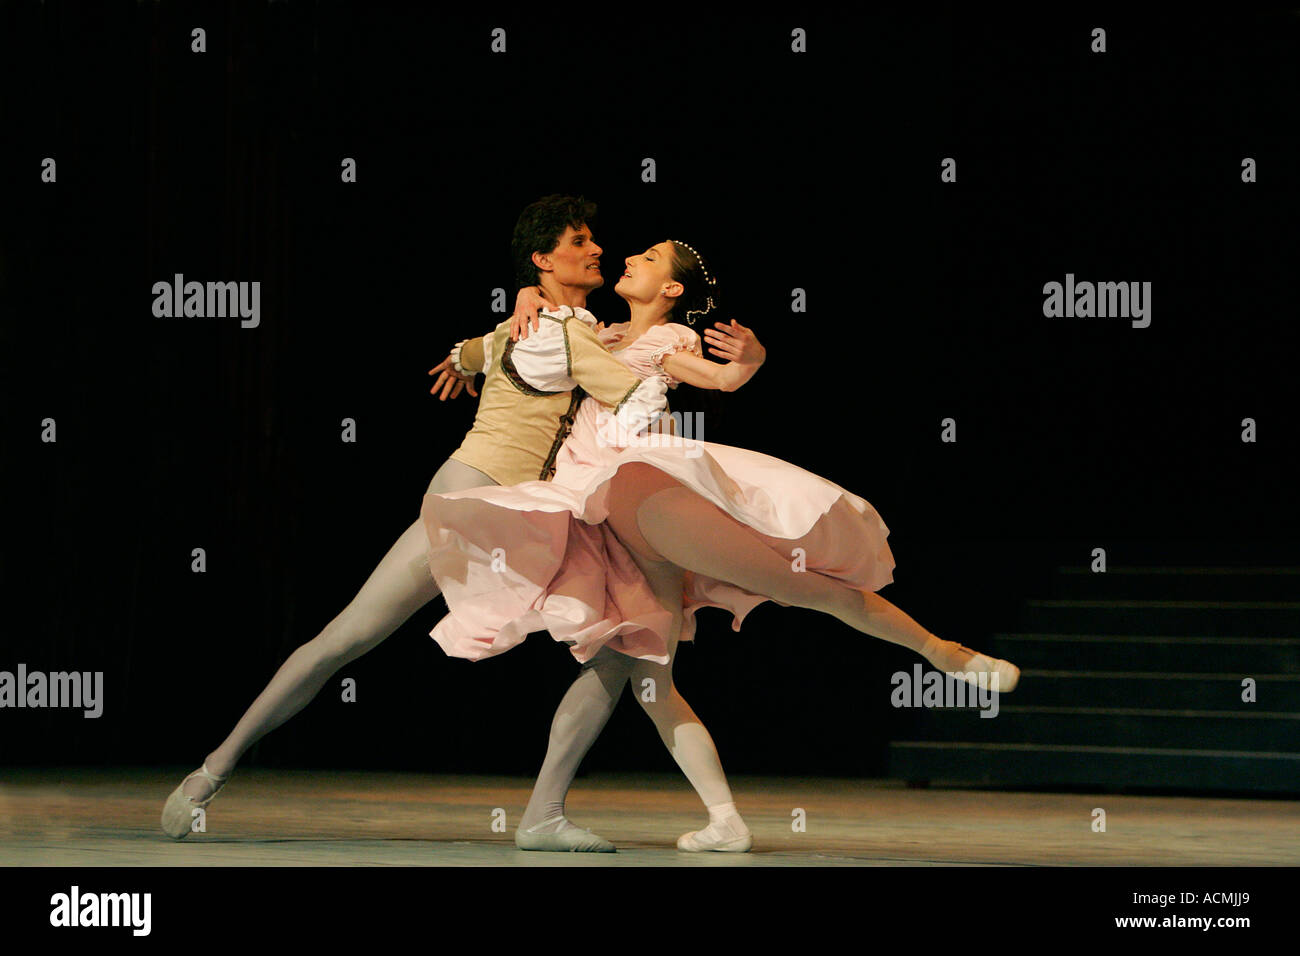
{"left": 514, "top": 816, "right": 616, "bottom": 852}
{"left": 676, "top": 816, "right": 753, "bottom": 852}
{"left": 161, "top": 764, "right": 228, "bottom": 840}
{"left": 950, "top": 648, "right": 1020, "bottom": 693}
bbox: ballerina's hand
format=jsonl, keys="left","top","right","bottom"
{"left": 703, "top": 319, "right": 765, "bottom": 365}
{"left": 509, "top": 287, "right": 558, "bottom": 341}
{"left": 427, "top": 356, "right": 478, "bottom": 400}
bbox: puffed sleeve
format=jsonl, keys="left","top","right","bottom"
{"left": 647, "top": 324, "right": 704, "bottom": 386}
{"left": 505, "top": 313, "right": 575, "bottom": 391}
{"left": 453, "top": 332, "right": 492, "bottom": 374}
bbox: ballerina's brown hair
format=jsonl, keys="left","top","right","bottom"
{"left": 667, "top": 239, "right": 720, "bottom": 326}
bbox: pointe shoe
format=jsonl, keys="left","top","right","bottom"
{"left": 514, "top": 816, "right": 617, "bottom": 852}
{"left": 677, "top": 817, "right": 753, "bottom": 852}
{"left": 161, "top": 764, "right": 228, "bottom": 840}
{"left": 950, "top": 646, "right": 1020, "bottom": 693}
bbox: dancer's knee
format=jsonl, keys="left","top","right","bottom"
{"left": 309, "top": 611, "right": 392, "bottom": 668}
{"left": 583, "top": 647, "right": 636, "bottom": 678}
{"left": 282, "top": 635, "right": 351, "bottom": 686}
{"left": 608, "top": 465, "right": 686, "bottom": 562}
{"left": 637, "top": 682, "right": 692, "bottom": 736}
{"left": 632, "top": 486, "right": 715, "bottom": 566}
{"left": 631, "top": 663, "right": 677, "bottom": 710}
{"left": 580, "top": 648, "right": 636, "bottom": 694}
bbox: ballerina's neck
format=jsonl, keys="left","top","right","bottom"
{"left": 617, "top": 308, "right": 669, "bottom": 352}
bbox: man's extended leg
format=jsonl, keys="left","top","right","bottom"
{"left": 178, "top": 458, "right": 495, "bottom": 802}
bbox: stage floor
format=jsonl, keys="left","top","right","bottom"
{"left": 2, "top": 769, "right": 1296, "bottom": 866}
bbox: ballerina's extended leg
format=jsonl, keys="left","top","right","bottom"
{"left": 618, "top": 483, "right": 1019, "bottom": 693}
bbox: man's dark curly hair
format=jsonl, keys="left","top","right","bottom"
{"left": 511, "top": 194, "right": 598, "bottom": 291}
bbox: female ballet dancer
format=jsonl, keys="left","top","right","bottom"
{"left": 421, "top": 239, "right": 1021, "bottom": 850}
{"left": 429, "top": 305, "right": 769, "bottom": 853}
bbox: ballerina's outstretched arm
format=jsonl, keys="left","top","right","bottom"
{"left": 660, "top": 319, "right": 766, "bottom": 392}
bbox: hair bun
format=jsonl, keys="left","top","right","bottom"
{"left": 668, "top": 238, "right": 721, "bottom": 325}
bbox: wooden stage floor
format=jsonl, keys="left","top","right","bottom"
{"left": 2, "top": 768, "right": 1297, "bottom": 866}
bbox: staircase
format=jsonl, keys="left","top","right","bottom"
{"left": 887, "top": 566, "right": 1300, "bottom": 794}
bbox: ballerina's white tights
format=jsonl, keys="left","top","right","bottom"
{"left": 602, "top": 465, "right": 984, "bottom": 675}
{"left": 517, "top": 553, "right": 742, "bottom": 839}
{"left": 185, "top": 457, "right": 986, "bottom": 851}
{"left": 519, "top": 465, "right": 1003, "bottom": 840}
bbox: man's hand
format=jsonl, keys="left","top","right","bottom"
{"left": 703, "top": 319, "right": 765, "bottom": 366}
{"left": 509, "top": 286, "right": 558, "bottom": 341}
{"left": 427, "top": 355, "right": 478, "bottom": 401}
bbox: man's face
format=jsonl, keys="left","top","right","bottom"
{"left": 538, "top": 224, "right": 604, "bottom": 290}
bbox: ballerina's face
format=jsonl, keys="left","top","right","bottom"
{"left": 615, "top": 241, "right": 682, "bottom": 305}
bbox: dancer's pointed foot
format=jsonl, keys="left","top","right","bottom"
{"left": 515, "top": 815, "right": 617, "bottom": 852}
{"left": 677, "top": 814, "right": 753, "bottom": 852}
{"left": 161, "top": 764, "right": 229, "bottom": 840}
{"left": 921, "top": 636, "right": 1020, "bottom": 692}
{"left": 961, "top": 649, "right": 1020, "bottom": 693}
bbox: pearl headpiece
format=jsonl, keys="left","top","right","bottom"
{"left": 668, "top": 238, "right": 718, "bottom": 326}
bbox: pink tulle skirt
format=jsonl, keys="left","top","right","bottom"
{"left": 421, "top": 423, "right": 896, "bottom": 665}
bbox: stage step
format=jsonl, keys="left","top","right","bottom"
{"left": 888, "top": 562, "right": 1300, "bottom": 794}
{"left": 888, "top": 742, "right": 1300, "bottom": 793}
{"left": 984, "top": 635, "right": 1300, "bottom": 673}
{"left": 1003, "top": 671, "right": 1300, "bottom": 710}
{"left": 1017, "top": 600, "right": 1300, "bottom": 637}
{"left": 897, "top": 705, "right": 1299, "bottom": 751}
{"left": 1047, "top": 566, "right": 1300, "bottom": 601}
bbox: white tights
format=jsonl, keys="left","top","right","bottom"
{"left": 187, "top": 457, "right": 971, "bottom": 843}
{"left": 185, "top": 458, "right": 736, "bottom": 828}
{"left": 518, "top": 465, "right": 982, "bottom": 833}
{"left": 185, "top": 458, "right": 495, "bottom": 799}
{"left": 601, "top": 466, "right": 969, "bottom": 671}
{"left": 518, "top": 553, "right": 735, "bottom": 830}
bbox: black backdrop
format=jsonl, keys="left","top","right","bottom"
{"left": 2, "top": 3, "right": 1296, "bottom": 778}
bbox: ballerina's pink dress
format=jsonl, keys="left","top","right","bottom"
{"left": 419, "top": 321, "right": 896, "bottom": 665}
